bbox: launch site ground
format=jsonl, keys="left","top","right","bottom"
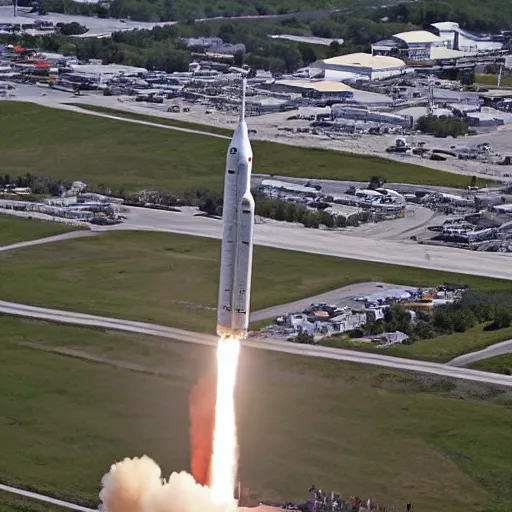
{"left": 0, "top": 100, "right": 497, "bottom": 190}
{"left": 2, "top": 314, "right": 512, "bottom": 512}
{"left": 6, "top": 84, "right": 512, "bottom": 184}
{"left": 1, "top": 216, "right": 512, "bottom": 363}
{"left": 0, "top": 215, "right": 79, "bottom": 246}
{"left": 1, "top": 101, "right": 512, "bottom": 511}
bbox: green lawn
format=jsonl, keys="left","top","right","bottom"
{"left": 2, "top": 316, "right": 512, "bottom": 512}
{"left": 476, "top": 74, "right": 512, "bottom": 88}
{"left": 469, "top": 354, "right": 512, "bottom": 374}
{"left": 69, "top": 103, "right": 232, "bottom": 136}
{"left": 323, "top": 324, "right": 512, "bottom": 364}
{"left": 0, "top": 215, "right": 79, "bottom": 247}
{"left": 0, "top": 103, "right": 486, "bottom": 194}
{"left": 0, "top": 230, "right": 509, "bottom": 335}
{"left": 0, "top": 495, "right": 66, "bottom": 512}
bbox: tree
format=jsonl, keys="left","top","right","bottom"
{"left": 488, "top": 308, "right": 512, "bottom": 330}
{"left": 327, "top": 40, "right": 341, "bottom": 57}
{"left": 413, "top": 321, "right": 435, "bottom": 340}
{"left": 233, "top": 50, "right": 245, "bottom": 67}
{"left": 368, "top": 176, "right": 386, "bottom": 190}
{"left": 384, "top": 304, "right": 412, "bottom": 334}
{"left": 296, "top": 329, "right": 314, "bottom": 344}
{"left": 460, "top": 68, "right": 475, "bottom": 86}
{"left": 451, "top": 308, "right": 476, "bottom": 333}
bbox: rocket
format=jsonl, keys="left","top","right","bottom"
{"left": 216, "top": 79, "right": 255, "bottom": 340}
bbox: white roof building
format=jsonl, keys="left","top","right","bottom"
{"left": 373, "top": 30, "right": 445, "bottom": 62}
{"left": 393, "top": 30, "right": 442, "bottom": 45}
{"left": 431, "top": 22, "right": 504, "bottom": 53}
{"left": 319, "top": 52, "right": 406, "bottom": 80}
{"left": 69, "top": 63, "right": 148, "bottom": 81}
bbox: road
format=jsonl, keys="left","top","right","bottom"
{"left": 37, "top": 100, "right": 231, "bottom": 140}
{"left": 101, "top": 206, "right": 512, "bottom": 281}
{"left": 3, "top": 300, "right": 512, "bottom": 387}
{"left": 448, "top": 339, "right": 512, "bottom": 366}
{"left": 0, "top": 483, "right": 95, "bottom": 512}
{"left": 0, "top": 230, "right": 95, "bottom": 253}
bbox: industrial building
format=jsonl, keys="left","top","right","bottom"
{"left": 68, "top": 63, "right": 148, "bottom": 83}
{"left": 372, "top": 30, "right": 444, "bottom": 61}
{"left": 274, "top": 79, "right": 356, "bottom": 99}
{"left": 314, "top": 52, "right": 407, "bottom": 81}
{"left": 430, "top": 22, "right": 505, "bottom": 52}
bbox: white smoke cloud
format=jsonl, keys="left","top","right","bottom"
{"left": 100, "top": 456, "right": 239, "bottom": 512}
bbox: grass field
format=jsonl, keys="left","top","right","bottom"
{"left": 0, "top": 102, "right": 487, "bottom": 193}
{"left": 0, "top": 215, "right": 79, "bottom": 247}
{"left": 70, "top": 103, "right": 232, "bottom": 136}
{"left": 2, "top": 316, "right": 512, "bottom": 512}
{"left": 0, "top": 230, "right": 510, "bottom": 335}
{"left": 0, "top": 494, "right": 65, "bottom": 512}
{"left": 476, "top": 74, "right": 512, "bottom": 88}
{"left": 469, "top": 354, "right": 512, "bottom": 374}
{"left": 324, "top": 324, "right": 512, "bottom": 363}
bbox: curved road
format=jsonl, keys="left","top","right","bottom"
{"left": 2, "top": 300, "right": 512, "bottom": 387}
{"left": 448, "top": 339, "right": 512, "bottom": 367}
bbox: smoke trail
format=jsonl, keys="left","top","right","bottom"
{"left": 189, "top": 376, "right": 217, "bottom": 487}
{"left": 99, "top": 456, "right": 238, "bottom": 512}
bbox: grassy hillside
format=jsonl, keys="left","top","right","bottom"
{"left": 0, "top": 103, "right": 483, "bottom": 195}
{"left": 2, "top": 316, "right": 512, "bottom": 511}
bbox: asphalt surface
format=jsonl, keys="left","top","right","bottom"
{"left": 104, "top": 206, "right": 512, "bottom": 281}
{"left": 3, "top": 300, "right": 512, "bottom": 386}
{"left": 448, "top": 339, "right": 512, "bottom": 367}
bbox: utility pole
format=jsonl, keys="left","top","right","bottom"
{"left": 427, "top": 75, "right": 435, "bottom": 116}
{"left": 13, "top": 0, "right": 17, "bottom": 17}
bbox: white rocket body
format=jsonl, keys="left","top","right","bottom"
{"left": 216, "top": 80, "right": 255, "bottom": 339}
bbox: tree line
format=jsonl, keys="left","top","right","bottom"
{"left": 5, "top": 4, "right": 510, "bottom": 75}
{"left": 417, "top": 115, "right": 473, "bottom": 138}
{"left": 360, "top": 290, "right": 512, "bottom": 344}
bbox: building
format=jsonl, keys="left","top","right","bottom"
{"left": 274, "top": 79, "right": 355, "bottom": 100}
{"left": 431, "top": 22, "right": 504, "bottom": 52}
{"left": 68, "top": 63, "right": 148, "bottom": 82}
{"left": 316, "top": 52, "right": 406, "bottom": 80}
{"left": 373, "top": 30, "right": 444, "bottom": 61}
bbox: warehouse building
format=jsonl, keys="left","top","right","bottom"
{"left": 430, "top": 22, "right": 504, "bottom": 52}
{"left": 373, "top": 30, "right": 444, "bottom": 61}
{"left": 274, "top": 79, "right": 356, "bottom": 100}
{"left": 316, "top": 52, "right": 407, "bottom": 80}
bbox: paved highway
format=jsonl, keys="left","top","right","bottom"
{"left": 2, "top": 300, "right": 512, "bottom": 387}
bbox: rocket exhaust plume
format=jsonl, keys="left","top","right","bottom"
{"left": 210, "top": 337, "right": 241, "bottom": 504}
{"left": 189, "top": 376, "right": 216, "bottom": 487}
{"left": 100, "top": 456, "right": 238, "bottom": 512}
{"left": 100, "top": 79, "right": 253, "bottom": 512}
